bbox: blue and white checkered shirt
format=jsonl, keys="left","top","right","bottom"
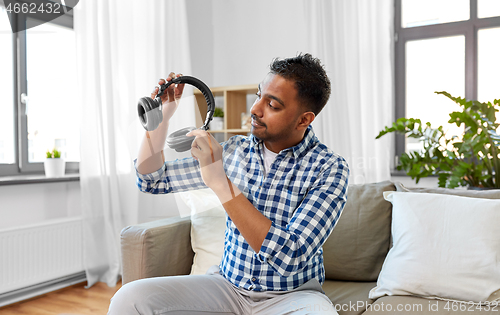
{"left": 135, "top": 125, "right": 349, "bottom": 291}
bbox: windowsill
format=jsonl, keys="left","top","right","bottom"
{"left": 390, "top": 170, "right": 408, "bottom": 177}
{"left": 0, "top": 173, "right": 80, "bottom": 186}
{"left": 390, "top": 170, "right": 438, "bottom": 177}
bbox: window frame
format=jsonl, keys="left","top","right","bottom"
{"left": 0, "top": 1, "right": 78, "bottom": 176}
{"left": 394, "top": 0, "right": 500, "bottom": 169}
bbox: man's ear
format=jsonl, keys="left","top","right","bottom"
{"left": 297, "top": 112, "right": 315, "bottom": 130}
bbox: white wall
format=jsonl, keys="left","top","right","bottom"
{"left": 0, "top": 181, "right": 81, "bottom": 230}
{"left": 186, "top": 0, "right": 215, "bottom": 86}
{"left": 212, "top": 0, "right": 309, "bottom": 87}
{"left": 188, "top": 0, "right": 310, "bottom": 87}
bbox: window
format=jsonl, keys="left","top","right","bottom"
{"left": 394, "top": 0, "right": 500, "bottom": 163}
{"left": 0, "top": 3, "right": 79, "bottom": 176}
{"left": 0, "top": 7, "right": 15, "bottom": 166}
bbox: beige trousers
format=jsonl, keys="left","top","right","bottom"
{"left": 108, "top": 265, "right": 337, "bottom": 315}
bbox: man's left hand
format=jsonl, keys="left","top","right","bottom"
{"left": 186, "top": 129, "right": 228, "bottom": 193}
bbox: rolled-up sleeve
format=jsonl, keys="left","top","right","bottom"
{"left": 134, "top": 157, "right": 208, "bottom": 194}
{"left": 256, "top": 158, "right": 349, "bottom": 277}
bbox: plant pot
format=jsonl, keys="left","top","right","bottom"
{"left": 209, "top": 117, "right": 224, "bottom": 131}
{"left": 44, "top": 158, "right": 65, "bottom": 178}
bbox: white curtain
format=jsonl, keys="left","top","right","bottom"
{"left": 305, "top": 0, "right": 394, "bottom": 185}
{"left": 75, "top": 0, "right": 194, "bottom": 287}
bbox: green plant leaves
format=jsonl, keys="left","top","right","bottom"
{"left": 46, "top": 149, "right": 61, "bottom": 159}
{"left": 377, "top": 92, "right": 500, "bottom": 188}
{"left": 213, "top": 107, "right": 224, "bottom": 118}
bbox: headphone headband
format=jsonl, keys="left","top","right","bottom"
{"left": 158, "top": 76, "right": 215, "bottom": 130}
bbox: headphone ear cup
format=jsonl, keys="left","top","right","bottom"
{"left": 166, "top": 126, "right": 196, "bottom": 152}
{"left": 137, "top": 97, "right": 149, "bottom": 129}
{"left": 138, "top": 97, "right": 163, "bottom": 131}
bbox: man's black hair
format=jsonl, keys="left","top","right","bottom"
{"left": 269, "top": 53, "right": 331, "bottom": 116}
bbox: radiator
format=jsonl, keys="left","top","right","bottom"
{"left": 0, "top": 217, "right": 84, "bottom": 294}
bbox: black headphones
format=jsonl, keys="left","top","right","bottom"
{"left": 137, "top": 76, "right": 215, "bottom": 152}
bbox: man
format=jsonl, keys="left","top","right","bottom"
{"left": 109, "top": 53, "right": 349, "bottom": 315}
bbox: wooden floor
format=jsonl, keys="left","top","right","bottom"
{"left": 0, "top": 281, "right": 122, "bottom": 315}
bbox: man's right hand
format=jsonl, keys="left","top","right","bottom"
{"left": 151, "top": 73, "right": 185, "bottom": 104}
{"left": 151, "top": 72, "right": 185, "bottom": 121}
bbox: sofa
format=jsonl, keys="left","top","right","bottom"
{"left": 121, "top": 181, "right": 500, "bottom": 314}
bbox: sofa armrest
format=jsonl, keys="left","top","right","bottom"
{"left": 121, "top": 216, "right": 194, "bottom": 285}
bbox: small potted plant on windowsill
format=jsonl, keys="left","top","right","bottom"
{"left": 209, "top": 107, "right": 224, "bottom": 130}
{"left": 376, "top": 91, "right": 500, "bottom": 189}
{"left": 44, "top": 149, "right": 65, "bottom": 178}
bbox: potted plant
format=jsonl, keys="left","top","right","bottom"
{"left": 376, "top": 91, "right": 500, "bottom": 188}
{"left": 209, "top": 107, "right": 224, "bottom": 130}
{"left": 44, "top": 148, "right": 65, "bottom": 178}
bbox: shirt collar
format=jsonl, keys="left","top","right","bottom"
{"left": 250, "top": 125, "right": 318, "bottom": 159}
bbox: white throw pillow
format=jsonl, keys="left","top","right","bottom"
{"left": 369, "top": 191, "right": 500, "bottom": 304}
{"left": 179, "top": 189, "right": 226, "bottom": 275}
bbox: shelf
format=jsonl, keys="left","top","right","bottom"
{"left": 194, "top": 84, "right": 258, "bottom": 94}
{"left": 208, "top": 129, "right": 251, "bottom": 134}
{"left": 193, "top": 84, "right": 258, "bottom": 141}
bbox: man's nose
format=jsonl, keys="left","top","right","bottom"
{"left": 250, "top": 98, "right": 263, "bottom": 117}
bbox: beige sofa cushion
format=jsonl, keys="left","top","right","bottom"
{"left": 323, "top": 181, "right": 395, "bottom": 281}
{"left": 323, "top": 280, "right": 376, "bottom": 315}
